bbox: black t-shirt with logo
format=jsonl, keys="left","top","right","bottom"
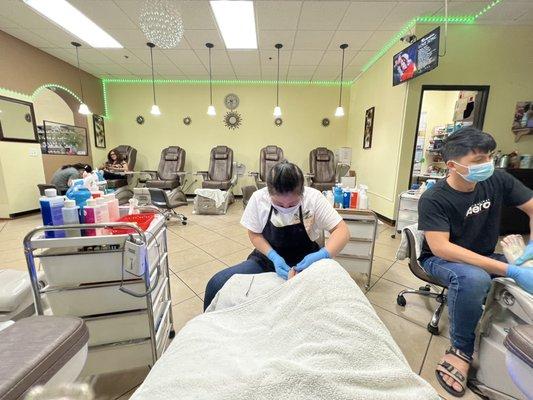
{"left": 418, "top": 170, "right": 532, "bottom": 262}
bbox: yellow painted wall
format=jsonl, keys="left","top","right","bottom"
{"left": 346, "top": 38, "right": 410, "bottom": 219}
{"left": 104, "top": 83, "right": 350, "bottom": 194}
{"left": 349, "top": 24, "right": 533, "bottom": 219}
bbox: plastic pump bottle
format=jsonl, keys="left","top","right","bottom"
{"left": 96, "top": 197, "right": 110, "bottom": 222}
{"left": 39, "top": 188, "right": 65, "bottom": 238}
{"left": 357, "top": 185, "right": 368, "bottom": 210}
{"left": 61, "top": 199, "right": 81, "bottom": 237}
{"left": 104, "top": 193, "right": 120, "bottom": 222}
{"left": 83, "top": 199, "right": 98, "bottom": 236}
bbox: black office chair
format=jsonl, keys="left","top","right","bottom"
{"left": 148, "top": 188, "right": 187, "bottom": 225}
{"left": 397, "top": 227, "right": 448, "bottom": 335}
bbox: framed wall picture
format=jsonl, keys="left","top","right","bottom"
{"left": 43, "top": 121, "right": 88, "bottom": 156}
{"left": 93, "top": 114, "right": 106, "bottom": 148}
{"left": 363, "top": 107, "right": 375, "bottom": 149}
{"left": 511, "top": 101, "right": 533, "bottom": 142}
{"left": 0, "top": 95, "right": 38, "bottom": 143}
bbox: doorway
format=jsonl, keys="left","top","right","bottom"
{"left": 408, "top": 85, "right": 490, "bottom": 189}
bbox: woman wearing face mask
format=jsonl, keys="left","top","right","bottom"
{"left": 418, "top": 127, "right": 533, "bottom": 397}
{"left": 203, "top": 160, "right": 350, "bottom": 311}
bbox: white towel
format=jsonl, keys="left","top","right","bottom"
{"left": 194, "top": 188, "right": 227, "bottom": 208}
{"left": 395, "top": 223, "right": 424, "bottom": 261}
{"left": 131, "top": 260, "right": 438, "bottom": 400}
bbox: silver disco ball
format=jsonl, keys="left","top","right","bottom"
{"left": 139, "top": 0, "right": 184, "bottom": 49}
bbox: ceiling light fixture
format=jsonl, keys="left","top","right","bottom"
{"left": 23, "top": 0, "right": 122, "bottom": 48}
{"left": 273, "top": 43, "right": 283, "bottom": 118}
{"left": 71, "top": 42, "right": 91, "bottom": 115}
{"left": 206, "top": 43, "right": 216, "bottom": 116}
{"left": 209, "top": 1, "right": 257, "bottom": 49}
{"left": 335, "top": 44, "right": 348, "bottom": 117}
{"left": 139, "top": 0, "right": 184, "bottom": 49}
{"left": 147, "top": 42, "right": 161, "bottom": 115}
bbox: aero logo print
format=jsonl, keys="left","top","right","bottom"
{"left": 465, "top": 199, "right": 491, "bottom": 217}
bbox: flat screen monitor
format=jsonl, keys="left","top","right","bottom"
{"left": 393, "top": 27, "right": 440, "bottom": 86}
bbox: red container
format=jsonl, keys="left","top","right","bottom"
{"left": 349, "top": 191, "right": 359, "bottom": 209}
{"left": 110, "top": 213, "right": 156, "bottom": 235}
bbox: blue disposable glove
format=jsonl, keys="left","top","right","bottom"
{"left": 515, "top": 241, "right": 533, "bottom": 265}
{"left": 295, "top": 248, "right": 330, "bottom": 272}
{"left": 506, "top": 264, "right": 533, "bottom": 294}
{"left": 267, "top": 249, "right": 290, "bottom": 280}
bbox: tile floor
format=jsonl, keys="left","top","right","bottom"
{"left": 0, "top": 200, "right": 482, "bottom": 399}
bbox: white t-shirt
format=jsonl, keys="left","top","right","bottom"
{"left": 240, "top": 187, "right": 342, "bottom": 241}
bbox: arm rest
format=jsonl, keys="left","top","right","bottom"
{"left": 139, "top": 170, "right": 158, "bottom": 181}
{"left": 196, "top": 171, "right": 209, "bottom": 180}
{"left": 304, "top": 173, "right": 315, "bottom": 186}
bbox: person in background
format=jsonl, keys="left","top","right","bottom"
{"left": 51, "top": 163, "right": 92, "bottom": 194}
{"left": 418, "top": 127, "right": 533, "bottom": 397}
{"left": 101, "top": 148, "right": 129, "bottom": 180}
{"left": 203, "top": 161, "right": 350, "bottom": 311}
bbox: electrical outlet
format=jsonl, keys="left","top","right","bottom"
{"left": 28, "top": 147, "right": 39, "bottom": 157}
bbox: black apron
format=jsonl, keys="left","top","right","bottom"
{"left": 248, "top": 205, "right": 320, "bottom": 271}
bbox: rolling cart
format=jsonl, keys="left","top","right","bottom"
{"left": 327, "top": 209, "right": 378, "bottom": 289}
{"left": 23, "top": 212, "right": 174, "bottom": 377}
{"left": 391, "top": 190, "right": 421, "bottom": 238}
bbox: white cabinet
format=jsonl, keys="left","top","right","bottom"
{"left": 395, "top": 191, "right": 421, "bottom": 234}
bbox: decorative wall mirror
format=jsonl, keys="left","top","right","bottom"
{"left": 0, "top": 95, "right": 38, "bottom": 143}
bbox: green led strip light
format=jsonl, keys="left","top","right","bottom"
{"left": 0, "top": 83, "right": 83, "bottom": 104}
{"left": 102, "top": 78, "right": 345, "bottom": 86}
{"left": 361, "top": 0, "right": 504, "bottom": 73}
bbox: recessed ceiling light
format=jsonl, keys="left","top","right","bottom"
{"left": 209, "top": 1, "right": 257, "bottom": 49}
{"left": 23, "top": 0, "right": 122, "bottom": 48}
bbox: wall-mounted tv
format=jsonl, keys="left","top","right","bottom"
{"left": 393, "top": 27, "right": 440, "bottom": 86}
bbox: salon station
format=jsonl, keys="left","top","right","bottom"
{"left": 0, "top": 0, "right": 532, "bottom": 399}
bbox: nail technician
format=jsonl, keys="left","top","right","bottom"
{"left": 203, "top": 161, "right": 350, "bottom": 310}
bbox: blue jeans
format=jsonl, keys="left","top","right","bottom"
{"left": 421, "top": 254, "right": 506, "bottom": 357}
{"left": 204, "top": 259, "right": 265, "bottom": 311}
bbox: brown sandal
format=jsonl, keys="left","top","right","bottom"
{"left": 435, "top": 347, "right": 472, "bottom": 398}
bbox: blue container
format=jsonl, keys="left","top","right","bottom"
{"left": 39, "top": 188, "right": 65, "bottom": 238}
{"left": 342, "top": 190, "right": 351, "bottom": 209}
{"left": 333, "top": 186, "right": 343, "bottom": 207}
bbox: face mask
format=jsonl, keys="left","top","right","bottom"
{"left": 453, "top": 160, "right": 494, "bottom": 183}
{"left": 272, "top": 203, "right": 300, "bottom": 215}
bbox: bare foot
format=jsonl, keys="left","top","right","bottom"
{"left": 288, "top": 268, "right": 298, "bottom": 279}
{"left": 438, "top": 352, "right": 470, "bottom": 393}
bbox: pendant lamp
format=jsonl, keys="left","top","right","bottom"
{"left": 273, "top": 43, "right": 283, "bottom": 117}
{"left": 335, "top": 43, "right": 348, "bottom": 117}
{"left": 206, "top": 43, "right": 216, "bottom": 116}
{"left": 71, "top": 42, "right": 91, "bottom": 115}
{"left": 147, "top": 42, "right": 161, "bottom": 115}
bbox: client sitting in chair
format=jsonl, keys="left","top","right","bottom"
{"left": 418, "top": 127, "right": 533, "bottom": 397}
{"left": 101, "top": 148, "right": 129, "bottom": 180}
{"left": 51, "top": 163, "right": 92, "bottom": 195}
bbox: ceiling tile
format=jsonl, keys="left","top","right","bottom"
{"left": 123, "top": 62, "right": 151, "bottom": 75}
{"left": 298, "top": 1, "right": 350, "bottom": 30}
{"left": 179, "top": 1, "right": 218, "bottom": 30}
{"left": 313, "top": 65, "right": 340, "bottom": 80}
{"left": 1, "top": 27, "right": 54, "bottom": 48}
{"left": 293, "top": 30, "right": 335, "bottom": 50}
{"left": 69, "top": 0, "right": 136, "bottom": 30}
{"left": 349, "top": 50, "right": 375, "bottom": 67}
{"left": 128, "top": 48, "right": 174, "bottom": 65}
{"left": 109, "top": 28, "right": 190, "bottom": 50}
{"left": 31, "top": 27, "right": 78, "bottom": 48}
{"left": 255, "top": 1, "right": 302, "bottom": 30}
{"left": 382, "top": 2, "right": 443, "bottom": 23}
{"left": 78, "top": 48, "right": 115, "bottom": 64}
{"left": 163, "top": 49, "right": 203, "bottom": 65}
{"left": 0, "top": 1, "right": 57, "bottom": 29}
{"left": 91, "top": 63, "right": 132, "bottom": 75}
{"left": 153, "top": 64, "right": 185, "bottom": 75}
{"left": 320, "top": 49, "right": 359, "bottom": 66}
{"left": 184, "top": 29, "right": 224, "bottom": 50}
{"left": 362, "top": 31, "right": 397, "bottom": 51}
{"left": 195, "top": 49, "right": 231, "bottom": 66}
{"left": 289, "top": 50, "right": 324, "bottom": 66}
{"left": 178, "top": 64, "right": 207, "bottom": 75}
{"left": 344, "top": 65, "right": 364, "bottom": 80}
{"left": 207, "top": 63, "right": 235, "bottom": 75}
{"left": 40, "top": 48, "right": 77, "bottom": 65}
{"left": 227, "top": 50, "right": 260, "bottom": 65}
{"left": 260, "top": 49, "right": 291, "bottom": 66}
{"left": 433, "top": 2, "right": 487, "bottom": 16}
{"left": 328, "top": 30, "right": 374, "bottom": 51}
{"left": 478, "top": 1, "right": 533, "bottom": 21}
{"left": 99, "top": 49, "right": 145, "bottom": 64}
{"left": 112, "top": 0, "right": 145, "bottom": 23}
{"left": 287, "top": 65, "right": 316, "bottom": 80}
{"left": 258, "top": 30, "right": 296, "bottom": 50}
{"left": 339, "top": 2, "right": 396, "bottom": 30}
{"left": 232, "top": 63, "right": 260, "bottom": 76}
{"left": 261, "top": 64, "right": 290, "bottom": 79}
{"left": 0, "top": 14, "right": 18, "bottom": 28}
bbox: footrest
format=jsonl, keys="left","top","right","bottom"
{"left": 0, "top": 316, "right": 89, "bottom": 400}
